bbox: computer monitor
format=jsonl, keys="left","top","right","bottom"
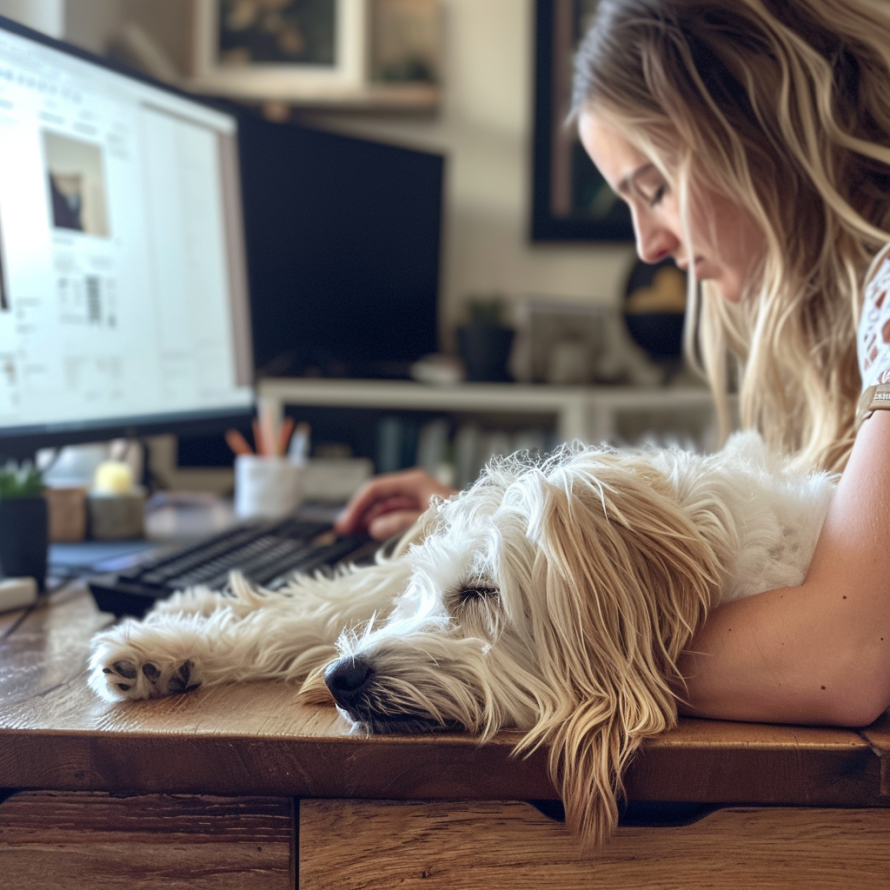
{"left": 0, "top": 16, "right": 254, "bottom": 462}
{"left": 237, "top": 112, "right": 443, "bottom": 380}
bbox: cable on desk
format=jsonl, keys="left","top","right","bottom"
{"left": 0, "top": 580, "right": 67, "bottom": 641}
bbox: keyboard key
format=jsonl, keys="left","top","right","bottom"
{"left": 87, "top": 518, "right": 375, "bottom": 618}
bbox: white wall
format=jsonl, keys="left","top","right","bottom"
{"left": 55, "top": 0, "right": 635, "bottom": 349}
{"left": 298, "top": 0, "right": 635, "bottom": 345}
{"left": 0, "top": 0, "right": 65, "bottom": 37}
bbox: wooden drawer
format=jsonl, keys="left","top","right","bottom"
{"left": 0, "top": 791, "right": 294, "bottom": 889}
{"left": 299, "top": 799, "right": 890, "bottom": 889}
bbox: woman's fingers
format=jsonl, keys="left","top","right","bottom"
{"left": 367, "top": 509, "right": 425, "bottom": 541}
{"left": 335, "top": 469, "right": 456, "bottom": 536}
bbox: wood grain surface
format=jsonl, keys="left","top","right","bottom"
{"left": 299, "top": 799, "right": 890, "bottom": 890}
{"left": 0, "top": 790, "right": 293, "bottom": 889}
{"left": 0, "top": 586, "right": 888, "bottom": 807}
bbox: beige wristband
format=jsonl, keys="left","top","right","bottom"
{"left": 856, "top": 383, "right": 890, "bottom": 431}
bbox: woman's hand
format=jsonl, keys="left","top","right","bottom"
{"left": 334, "top": 468, "right": 458, "bottom": 541}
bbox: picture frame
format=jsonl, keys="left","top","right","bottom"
{"left": 370, "top": 0, "right": 441, "bottom": 86}
{"left": 189, "top": 0, "right": 368, "bottom": 100}
{"left": 530, "top": 0, "right": 634, "bottom": 242}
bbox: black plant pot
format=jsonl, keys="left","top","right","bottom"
{"left": 0, "top": 496, "right": 49, "bottom": 591}
{"left": 457, "top": 324, "right": 515, "bottom": 382}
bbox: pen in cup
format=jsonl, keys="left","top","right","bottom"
{"left": 258, "top": 398, "right": 277, "bottom": 456}
{"left": 228, "top": 415, "right": 309, "bottom": 519}
{"left": 225, "top": 428, "right": 254, "bottom": 456}
{"left": 226, "top": 416, "right": 309, "bottom": 460}
{"left": 277, "top": 416, "right": 295, "bottom": 458}
{"left": 288, "top": 422, "right": 310, "bottom": 465}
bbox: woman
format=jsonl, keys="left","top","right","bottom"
{"left": 337, "top": 0, "right": 890, "bottom": 727}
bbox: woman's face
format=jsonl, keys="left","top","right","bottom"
{"left": 578, "top": 111, "right": 765, "bottom": 303}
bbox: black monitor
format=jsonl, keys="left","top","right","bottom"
{"left": 237, "top": 113, "right": 443, "bottom": 381}
{"left": 0, "top": 16, "right": 254, "bottom": 462}
{"left": 177, "top": 117, "right": 445, "bottom": 471}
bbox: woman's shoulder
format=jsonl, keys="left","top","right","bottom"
{"left": 858, "top": 244, "right": 890, "bottom": 389}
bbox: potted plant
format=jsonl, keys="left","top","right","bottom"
{"left": 0, "top": 460, "right": 48, "bottom": 591}
{"left": 456, "top": 294, "right": 515, "bottom": 382}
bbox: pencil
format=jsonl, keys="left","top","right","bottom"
{"left": 277, "top": 416, "right": 296, "bottom": 458}
{"left": 288, "top": 421, "right": 310, "bottom": 463}
{"left": 252, "top": 418, "right": 266, "bottom": 457}
{"left": 225, "top": 428, "right": 254, "bottom": 456}
{"left": 258, "top": 398, "right": 277, "bottom": 456}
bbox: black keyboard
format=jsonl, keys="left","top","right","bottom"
{"left": 87, "top": 515, "right": 376, "bottom": 618}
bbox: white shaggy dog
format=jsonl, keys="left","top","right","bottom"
{"left": 89, "top": 432, "right": 835, "bottom": 845}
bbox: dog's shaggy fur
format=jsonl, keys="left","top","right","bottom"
{"left": 89, "top": 432, "right": 835, "bottom": 845}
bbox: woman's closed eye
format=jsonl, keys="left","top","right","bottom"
{"left": 628, "top": 168, "right": 668, "bottom": 209}
{"left": 634, "top": 178, "right": 667, "bottom": 208}
{"left": 646, "top": 184, "right": 666, "bottom": 208}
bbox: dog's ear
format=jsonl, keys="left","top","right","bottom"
{"left": 517, "top": 455, "right": 719, "bottom": 846}
{"left": 384, "top": 500, "right": 445, "bottom": 559}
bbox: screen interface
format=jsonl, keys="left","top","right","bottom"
{"left": 0, "top": 22, "right": 253, "bottom": 446}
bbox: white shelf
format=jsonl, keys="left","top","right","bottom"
{"left": 257, "top": 378, "right": 721, "bottom": 447}
{"left": 186, "top": 79, "right": 440, "bottom": 113}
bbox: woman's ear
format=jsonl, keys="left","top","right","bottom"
{"left": 518, "top": 455, "right": 718, "bottom": 844}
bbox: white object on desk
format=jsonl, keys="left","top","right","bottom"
{"left": 234, "top": 454, "right": 304, "bottom": 519}
{"left": 93, "top": 460, "right": 135, "bottom": 494}
{"left": 0, "top": 577, "right": 38, "bottom": 613}
{"left": 300, "top": 458, "right": 373, "bottom": 503}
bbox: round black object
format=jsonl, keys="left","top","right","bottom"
{"left": 623, "top": 257, "right": 687, "bottom": 360}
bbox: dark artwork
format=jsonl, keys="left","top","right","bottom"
{"left": 531, "top": 0, "right": 633, "bottom": 241}
{"left": 216, "top": 0, "right": 338, "bottom": 68}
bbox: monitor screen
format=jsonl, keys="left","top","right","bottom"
{"left": 237, "top": 112, "right": 443, "bottom": 381}
{"left": 0, "top": 17, "right": 254, "bottom": 461}
{"left": 177, "top": 116, "right": 445, "bottom": 471}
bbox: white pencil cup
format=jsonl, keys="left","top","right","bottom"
{"left": 234, "top": 455, "right": 304, "bottom": 519}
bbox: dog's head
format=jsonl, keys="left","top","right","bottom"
{"left": 321, "top": 445, "right": 720, "bottom": 845}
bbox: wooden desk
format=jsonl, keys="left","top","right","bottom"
{"left": 1, "top": 586, "right": 889, "bottom": 888}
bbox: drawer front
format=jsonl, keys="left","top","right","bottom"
{"left": 0, "top": 790, "right": 294, "bottom": 889}
{"left": 300, "top": 799, "right": 890, "bottom": 890}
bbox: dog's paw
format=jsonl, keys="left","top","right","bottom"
{"left": 88, "top": 622, "right": 204, "bottom": 702}
{"left": 95, "top": 656, "right": 200, "bottom": 701}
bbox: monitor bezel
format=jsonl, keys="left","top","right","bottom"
{"left": 0, "top": 14, "right": 255, "bottom": 462}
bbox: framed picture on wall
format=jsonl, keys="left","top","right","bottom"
{"left": 531, "top": 0, "right": 634, "bottom": 241}
{"left": 189, "top": 0, "right": 368, "bottom": 99}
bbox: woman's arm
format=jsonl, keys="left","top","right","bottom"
{"left": 677, "top": 410, "right": 890, "bottom": 727}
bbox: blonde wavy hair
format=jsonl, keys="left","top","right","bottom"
{"left": 573, "top": 0, "right": 890, "bottom": 471}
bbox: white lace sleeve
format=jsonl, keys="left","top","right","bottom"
{"left": 858, "top": 248, "right": 890, "bottom": 389}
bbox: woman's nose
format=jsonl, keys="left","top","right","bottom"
{"left": 633, "top": 211, "right": 680, "bottom": 265}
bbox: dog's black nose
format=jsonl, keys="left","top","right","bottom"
{"left": 325, "top": 656, "right": 373, "bottom": 706}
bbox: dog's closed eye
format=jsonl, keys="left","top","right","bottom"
{"left": 458, "top": 585, "right": 499, "bottom": 605}
{"left": 451, "top": 582, "right": 503, "bottom": 639}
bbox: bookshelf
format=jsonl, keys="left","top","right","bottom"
{"left": 257, "top": 378, "right": 724, "bottom": 486}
